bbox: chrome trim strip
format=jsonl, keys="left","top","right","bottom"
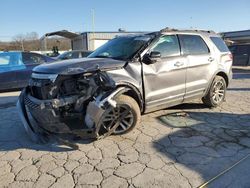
{"left": 32, "top": 73, "right": 58, "bottom": 82}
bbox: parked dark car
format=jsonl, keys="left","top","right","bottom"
{"left": 18, "top": 29, "right": 232, "bottom": 146}
{"left": 56, "top": 50, "right": 93, "bottom": 60}
{"left": 0, "top": 51, "right": 54, "bottom": 91}
{"left": 229, "top": 44, "right": 250, "bottom": 66}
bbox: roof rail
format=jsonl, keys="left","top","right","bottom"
{"left": 160, "top": 27, "right": 216, "bottom": 34}
{"left": 194, "top": 29, "right": 216, "bottom": 33}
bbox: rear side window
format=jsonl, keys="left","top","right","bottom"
{"left": 22, "top": 53, "right": 45, "bottom": 64}
{"left": 210, "top": 37, "right": 229, "bottom": 52}
{"left": 179, "top": 35, "right": 209, "bottom": 55}
{"left": 0, "top": 52, "right": 22, "bottom": 66}
{"left": 0, "top": 52, "right": 24, "bottom": 73}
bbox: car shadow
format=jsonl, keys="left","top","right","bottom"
{"left": 227, "top": 88, "right": 250, "bottom": 91}
{"left": 152, "top": 103, "right": 250, "bottom": 187}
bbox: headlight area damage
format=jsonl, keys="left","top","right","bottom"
{"left": 17, "top": 70, "right": 133, "bottom": 149}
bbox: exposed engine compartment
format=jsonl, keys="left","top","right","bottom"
{"left": 18, "top": 70, "right": 130, "bottom": 148}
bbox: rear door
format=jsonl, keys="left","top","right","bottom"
{"left": 178, "top": 34, "right": 213, "bottom": 101}
{"left": 142, "top": 35, "right": 187, "bottom": 112}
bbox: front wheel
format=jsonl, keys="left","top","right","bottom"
{"left": 202, "top": 75, "right": 227, "bottom": 108}
{"left": 99, "top": 95, "right": 141, "bottom": 135}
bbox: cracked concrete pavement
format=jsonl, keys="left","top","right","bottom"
{"left": 0, "top": 67, "right": 250, "bottom": 188}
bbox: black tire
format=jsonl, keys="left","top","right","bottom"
{"left": 99, "top": 95, "right": 141, "bottom": 135}
{"left": 202, "top": 75, "right": 227, "bottom": 108}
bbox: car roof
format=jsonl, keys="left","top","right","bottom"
{"left": 67, "top": 50, "right": 92, "bottom": 52}
{"left": 158, "top": 28, "right": 220, "bottom": 37}
{"left": 116, "top": 28, "right": 220, "bottom": 39}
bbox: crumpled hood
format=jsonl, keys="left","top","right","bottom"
{"left": 33, "top": 58, "right": 126, "bottom": 75}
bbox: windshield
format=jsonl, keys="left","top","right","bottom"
{"left": 88, "top": 35, "right": 153, "bottom": 60}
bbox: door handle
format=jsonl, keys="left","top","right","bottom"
{"left": 174, "top": 62, "right": 184, "bottom": 67}
{"left": 208, "top": 57, "right": 214, "bottom": 62}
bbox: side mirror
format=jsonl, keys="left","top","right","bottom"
{"left": 143, "top": 51, "right": 161, "bottom": 64}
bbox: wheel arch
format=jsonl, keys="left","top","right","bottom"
{"left": 204, "top": 70, "right": 229, "bottom": 96}
{"left": 216, "top": 71, "right": 229, "bottom": 87}
{"left": 115, "top": 83, "right": 144, "bottom": 112}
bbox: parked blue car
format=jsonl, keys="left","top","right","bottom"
{"left": 0, "top": 51, "right": 54, "bottom": 91}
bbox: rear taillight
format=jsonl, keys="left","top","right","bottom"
{"left": 228, "top": 53, "right": 233, "bottom": 61}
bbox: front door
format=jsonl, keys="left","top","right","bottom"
{"left": 142, "top": 35, "right": 187, "bottom": 112}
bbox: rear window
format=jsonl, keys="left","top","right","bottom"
{"left": 210, "top": 37, "right": 229, "bottom": 52}
{"left": 0, "top": 52, "right": 25, "bottom": 73}
{"left": 0, "top": 52, "right": 22, "bottom": 66}
{"left": 179, "top": 35, "right": 210, "bottom": 55}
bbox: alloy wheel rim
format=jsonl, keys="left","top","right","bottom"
{"left": 212, "top": 80, "right": 225, "bottom": 103}
{"left": 101, "top": 104, "right": 134, "bottom": 134}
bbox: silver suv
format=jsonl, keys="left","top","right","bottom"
{"left": 18, "top": 28, "right": 232, "bottom": 143}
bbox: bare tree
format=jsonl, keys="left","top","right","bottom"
{"left": 26, "top": 32, "right": 39, "bottom": 40}
{"left": 12, "top": 34, "right": 25, "bottom": 50}
{"left": 1, "top": 32, "right": 71, "bottom": 51}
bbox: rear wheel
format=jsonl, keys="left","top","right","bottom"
{"left": 99, "top": 95, "right": 141, "bottom": 135}
{"left": 202, "top": 75, "right": 227, "bottom": 107}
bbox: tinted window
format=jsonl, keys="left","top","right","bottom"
{"left": 72, "top": 52, "right": 79, "bottom": 59}
{"left": 151, "top": 35, "right": 180, "bottom": 57}
{"left": 0, "top": 54, "right": 11, "bottom": 65}
{"left": 179, "top": 35, "right": 209, "bottom": 55}
{"left": 22, "top": 53, "right": 45, "bottom": 64}
{"left": 0, "top": 52, "right": 25, "bottom": 73}
{"left": 81, "top": 51, "right": 91, "bottom": 57}
{"left": 210, "top": 37, "right": 229, "bottom": 52}
{"left": 0, "top": 52, "right": 22, "bottom": 66}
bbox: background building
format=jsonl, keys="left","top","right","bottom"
{"left": 221, "top": 30, "right": 250, "bottom": 45}
{"left": 41, "top": 30, "right": 145, "bottom": 51}
{"left": 221, "top": 30, "right": 250, "bottom": 66}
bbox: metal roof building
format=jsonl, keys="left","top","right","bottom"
{"left": 41, "top": 30, "right": 145, "bottom": 51}
{"left": 72, "top": 31, "right": 146, "bottom": 51}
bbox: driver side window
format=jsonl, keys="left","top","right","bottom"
{"left": 151, "top": 35, "right": 180, "bottom": 58}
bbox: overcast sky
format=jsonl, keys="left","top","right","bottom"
{"left": 1, "top": 0, "right": 250, "bottom": 41}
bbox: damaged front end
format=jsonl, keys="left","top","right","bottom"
{"left": 17, "top": 69, "right": 129, "bottom": 145}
